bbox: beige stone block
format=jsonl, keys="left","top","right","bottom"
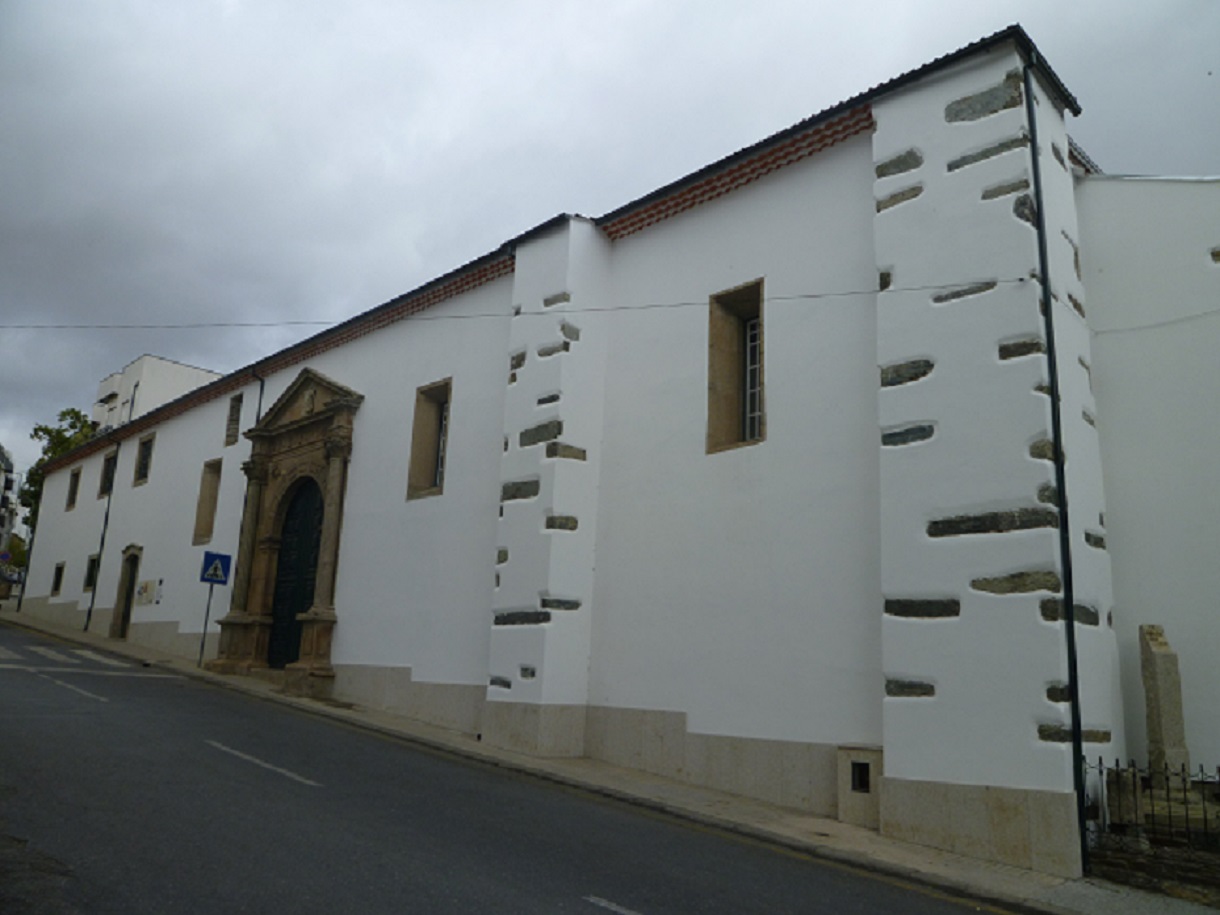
{"left": 985, "top": 787, "right": 1033, "bottom": 869}
{"left": 945, "top": 783, "right": 991, "bottom": 858}
{"left": 640, "top": 709, "right": 686, "bottom": 779}
{"left": 481, "top": 701, "right": 585, "bottom": 757}
{"left": 333, "top": 664, "right": 390, "bottom": 710}
{"left": 836, "top": 746, "right": 883, "bottom": 828}
{"left": 880, "top": 777, "right": 954, "bottom": 851}
{"left": 739, "top": 738, "right": 786, "bottom": 807}
{"left": 1028, "top": 789, "right": 1082, "bottom": 878}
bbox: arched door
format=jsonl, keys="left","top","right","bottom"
{"left": 267, "top": 479, "right": 323, "bottom": 669}
{"left": 113, "top": 552, "right": 140, "bottom": 639}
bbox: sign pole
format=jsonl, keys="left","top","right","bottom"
{"left": 198, "top": 583, "right": 215, "bottom": 667}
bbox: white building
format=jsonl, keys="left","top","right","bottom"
{"left": 93, "top": 354, "right": 221, "bottom": 431}
{"left": 18, "top": 26, "right": 1220, "bottom": 879}
{"left": 0, "top": 444, "right": 16, "bottom": 552}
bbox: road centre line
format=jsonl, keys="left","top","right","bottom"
{"left": 0, "top": 664, "right": 178, "bottom": 678}
{"left": 36, "top": 672, "right": 109, "bottom": 702}
{"left": 206, "top": 740, "right": 323, "bottom": 787}
{"left": 584, "top": 897, "right": 644, "bottom": 915}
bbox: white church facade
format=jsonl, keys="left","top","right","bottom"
{"left": 18, "top": 27, "right": 1220, "bottom": 878}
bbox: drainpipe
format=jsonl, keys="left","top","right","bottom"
{"left": 84, "top": 439, "right": 120, "bottom": 633}
{"left": 253, "top": 370, "right": 266, "bottom": 422}
{"left": 1023, "top": 56, "right": 1089, "bottom": 875}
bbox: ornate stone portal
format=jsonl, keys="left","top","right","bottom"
{"left": 208, "top": 369, "right": 362, "bottom": 698}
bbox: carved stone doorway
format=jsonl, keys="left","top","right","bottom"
{"left": 109, "top": 546, "right": 142, "bottom": 639}
{"left": 268, "top": 478, "right": 323, "bottom": 669}
{"left": 207, "top": 368, "right": 362, "bottom": 698}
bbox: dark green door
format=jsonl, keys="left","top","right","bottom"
{"left": 268, "top": 479, "right": 323, "bottom": 669}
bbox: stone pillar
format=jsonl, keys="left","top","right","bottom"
{"left": 1139, "top": 624, "right": 1189, "bottom": 787}
{"left": 209, "top": 453, "right": 270, "bottom": 672}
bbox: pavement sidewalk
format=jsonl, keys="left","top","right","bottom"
{"left": 0, "top": 601, "right": 1211, "bottom": 915}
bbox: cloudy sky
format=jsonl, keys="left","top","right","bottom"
{"left": 2, "top": 0, "right": 1217, "bottom": 475}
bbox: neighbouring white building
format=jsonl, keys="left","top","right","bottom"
{"left": 92, "top": 354, "right": 222, "bottom": 431}
{"left": 17, "top": 27, "right": 1220, "bottom": 878}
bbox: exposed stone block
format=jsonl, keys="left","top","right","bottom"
{"left": 536, "top": 393, "right": 560, "bottom": 406}
{"left": 1034, "top": 383, "right": 1051, "bottom": 396}
{"left": 1051, "top": 144, "right": 1066, "bottom": 169}
{"left": 927, "top": 507, "right": 1058, "bottom": 537}
{"left": 1084, "top": 530, "right": 1106, "bottom": 550}
{"left": 999, "top": 338, "right": 1045, "bottom": 360}
{"left": 537, "top": 340, "right": 571, "bottom": 358}
{"left": 490, "top": 675, "right": 512, "bottom": 689}
{"left": 540, "top": 597, "right": 581, "bottom": 611}
{"left": 881, "top": 423, "right": 934, "bottom": 446}
{"left": 875, "top": 148, "right": 924, "bottom": 178}
{"left": 884, "top": 598, "right": 960, "bottom": 619}
{"left": 543, "top": 291, "right": 571, "bottom": 308}
{"left": 1037, "top": 724, "right": 1111, "bottom": 744}
{"left": 981, "top": 177, "right": 1030, "bottom": 200}
{"left": 545, "top": 515, "right": 579, "bottom": 531}
{"left": 520, "top": 419, "right": 563, "bottom": 447}
{"left": 496, "top": 548, "right": 508, "bottom": 565}
{"left": 508, "top": 372, "right": 517, "bottom": 384}
{"left": 519, "top": 666, "right": 536, "bottom": 679}
{"left": 1029, "top": 438, "right": 1056, "bottom": 462}
{"left": 879, "top": 269, "right": 893, "bottom": 291}
{"left": 494, "top": 610, "right": 551, "bottom": 626}
{"left": 944, "top": 71, "right": 1023, "bottom": 122}
{"left": 560, "top": 321, "right": 581, "bottom": 341}
{"left": 879, "top": 358, "right": 934, "bottom": 387}
{"left": 1037, "top": 483, "right": 1058, "bottom": 505}
{"left": 510, "top": 351, "right": 526, "bottom": 370}
{"left": 1013, "top": 194, "right": 1038, "bottom": 226}
{"left": 931, "top": 281, "right": 996, "bottom": 304}
{"left": 946, "top": 134, "right": 1029, "bottom": 172}
{"left": 1046, "top": 684, "right": 1071, "bottom": 703}
{"left": 1210, "top": 247, "right": 1220, "bottom": 264}
{"left": 501, "top": 479, "right": 540, "bottom": 501}
{"left": 876, "top": 185, "right": 923, "bottom": 212}
{"left": 545, "top": 442, "right": 587, "bottom": 461}
{"left": 1081, "top": 409, "right": 1096, "bottom": 429}
{"left": 885, "top": 679, "right": 936, "bottom": 698}
{"left": 971, "top": 570, "right": 1062, "bottom": 594}
{"left": 1062, "top": 231, "right": 1082, "bottom": 280}
{"left": 1040, "top": 599, "right": 1100, "bottom": 626}
{"left": 1068, "top": 294, "right": 1085, "bottom": 318}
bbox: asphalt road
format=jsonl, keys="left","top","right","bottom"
{"left": 0, "top": 622, "right": 1007, "bottom": 914}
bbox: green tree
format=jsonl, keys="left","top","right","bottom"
{"left": 19, "top": 408, "right": 96, "bottom": 535}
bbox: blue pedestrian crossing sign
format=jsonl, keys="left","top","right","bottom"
{"left": 200, "top": 552, "right": 232, "bottom": 586}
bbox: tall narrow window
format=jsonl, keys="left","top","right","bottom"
{"left": 407, "top": 379, "right": 452, "bottom": 499}
{"left": 83, "top": 554, "right": 100, "bottom": 592}
{"left": 51, "top": 562, "right": 65, "bottom": 596}
{"left": 98, "top": 452, "right": 118, "bottom": 498}
{"left": 193, "top": 459, "right": 223, "bottom": 544}
{"left": 66, "top": 468, "right": 81, "bottom": 510}
{"left": 707, "top": 279, "right": 765, "bottom": 452}
{"left": 133, "top": 434, "right": 155, "bottom": 485}
{"left": 225, "top": 394, "right": 244, "bottom": 446}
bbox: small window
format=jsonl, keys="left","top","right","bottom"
{"left": 83, "top": 554, "right": 100, "bottom": 592}
{"left": 851, "top": 760, "right": 871, "bottom": 794}
{"left": 193, "top": 459, "right": 223, "bottom": 544}
{"left": 98, "top": 452, "right": 118, "bottom": 498}
{"left": 707, "top": 279, "right": 765, "bottom": 453}
{"left": 225, "top": 394, "right": 244, "bottom": 446}
{"left": 51, "top": 562, "right": 65, "bottom": 596}
{"left": 133, "top": 435, "right": 155, "bottom": 485}
{"left": 407, "top": 379, "right": 452, "bottom": 499}
{"left": 66, "top": 468, "right": 81, "bottom": 511}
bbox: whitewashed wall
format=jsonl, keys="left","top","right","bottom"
{"left": 1078, "top": 176, "right": 1220, "bottom": 766}
{"left": 590, "top": 131, "right": 884, "bottom": 746}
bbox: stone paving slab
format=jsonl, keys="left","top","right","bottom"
{"left": 1, "top": 601, "right": 1212, "bottom": 915}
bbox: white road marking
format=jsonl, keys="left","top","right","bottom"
{"left": 36, "top": 672, "right": 109, "bottom": 702}
{"left": 0, "top": 646, "right": 20, "bottom": 661}
{"left": 29, "top": 647, "right": 78, "bottom": 663}
{"left": 584, "top": 897, "right": 644, "bottom": 915}
{"left": 0, "top": 665, "right": 177, "bottom": 678}
{"left": 72, "top": 649, "right": 131, "bottom": 668}
{"left": 206, "top": 740, "right": 323, "bottom": 787}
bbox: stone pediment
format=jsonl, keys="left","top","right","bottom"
{"left": 250, "top": 368, "right": 364, "bottom": 438}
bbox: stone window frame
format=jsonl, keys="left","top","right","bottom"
{"left": 407, "top": 378, "right": 452, "bottom": 500}
{"left": 132, "top": 434, "right": 155, "bottom": 486}
{"left": 51, "top": 561, "right": 65, "bottom": 596}
{"left": 225, "top": 394, "right": 243, "bottom": 447}
{"left": 192, "top": 458, "right": 223, "bottom": 545}
{"left": 98, "top": 451, "right": 118, "bottom": 499}
{"left": 82, "top": 554, "right": 100, "bottom": 592}
{"left": 707, "top": 278, "right": 766, "bottom": 453}
{"left": 65, "top": 468, "right": 81, "bottom": 511}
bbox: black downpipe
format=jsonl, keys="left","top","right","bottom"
{"left": 1023, "top": 58, "right": 1089, "bottom": 875}
{"left": 83, "top": 440, "right": 120, "bottom": 633}
{"left": 253, "top": 371, "right": 266, "bottom": 422}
